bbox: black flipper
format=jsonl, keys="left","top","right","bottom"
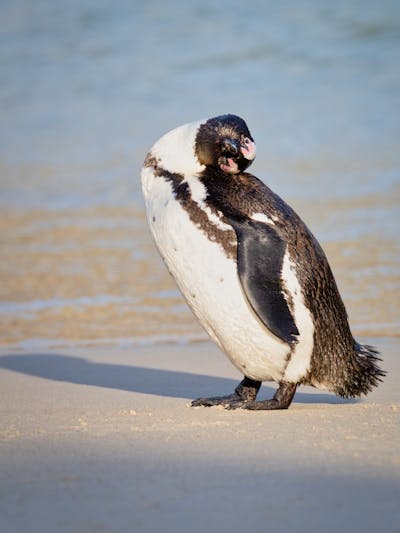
{"left": 232, "top": 219, "right": 299, "bottom": 345}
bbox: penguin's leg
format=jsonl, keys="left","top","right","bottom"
{"left": 227, "top": 381, "right": 297, "bottom": 410}
{"left": 191, "top": 376, "right": 261, "bottom": 407}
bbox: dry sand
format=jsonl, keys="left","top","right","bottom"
{"left": 0, "top": 337, "right": 399, "bottom": 533}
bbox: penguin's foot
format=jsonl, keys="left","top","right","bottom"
{"left": 191, "top": 376, "right": 261, "bottom": 408}
{"left": 226, "top": 381, "right": 297, "bottom": 411}
{"left": 191, "top": 393, "right": 243, "bottom": 407}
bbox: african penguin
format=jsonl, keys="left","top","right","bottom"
{"left": 141, "top": 114, "right": 385, "bottom": 410}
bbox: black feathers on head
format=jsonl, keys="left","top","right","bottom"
{"left": 195, "top": 114, "right": 255, "bottom": 174}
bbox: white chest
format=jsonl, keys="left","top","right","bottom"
{"left": 141, "top": 166, "right": 291, "bottom": 382}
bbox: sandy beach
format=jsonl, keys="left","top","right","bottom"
{"left": 1, "top": 337, "right": 399, "bottom": 533}
{"left": 1, "top": 2, "right": 399, "bottom": 531}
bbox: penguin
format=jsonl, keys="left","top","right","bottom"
{"left": 141, "top": 114, "right": 385, "bottom": 410}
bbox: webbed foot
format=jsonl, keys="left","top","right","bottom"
{"left": 191, "top": 376, "right": 261, "bottom": 408}
{"left": 191, "top": 392, "right": 243, "bottom": 407}
{"left": 192, "top": 379, "right": 297, "bottom": 410}
{"left": 226, "top": 381, "right": 297, "bottom": 410}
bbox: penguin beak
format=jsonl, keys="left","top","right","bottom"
{"left": 222, "top": 139, "right": 240, "bottom": 156}
{"left": 219, "top": 138, "right": 241, "bottom": 174}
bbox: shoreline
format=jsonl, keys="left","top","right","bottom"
{"left": 1, "top": 332, "right": 398, "bottom": 353}
{"left": 1, "top": 202, "right": 399, "bottom": 346}
{"left": 0, "top": 337, "right": 399, "bottom": 532}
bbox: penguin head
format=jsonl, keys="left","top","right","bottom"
{"left": 195, "top": 114, "right": 256, "bottom": 174}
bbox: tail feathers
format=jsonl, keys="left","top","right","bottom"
{"left": 335, "top": 343, "right": 386, "bottom": 399}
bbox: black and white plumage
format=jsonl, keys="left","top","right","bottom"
{"left": 141, "top": 114, "right": 384, "bottom": 410}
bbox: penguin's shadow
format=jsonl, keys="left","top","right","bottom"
{"left": 0, "top": 353, "right": 357, "bottom": 405}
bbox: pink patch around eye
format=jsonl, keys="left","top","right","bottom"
{"left": 241, "top": 139, "right": 256, "bottom": 160}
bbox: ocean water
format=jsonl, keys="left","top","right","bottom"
{"left": 0, "top": 0, "right": 399, "bottom": 347}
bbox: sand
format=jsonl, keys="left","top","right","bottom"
{"left": 0, "top": 337, "right": 399, "bottom": 533}
{"left": 1, "top": 203, "right": 399, "bottom": 346}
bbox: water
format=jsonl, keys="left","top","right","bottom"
{"left": 0, "top": 0, "right": 399, "bottom": 346}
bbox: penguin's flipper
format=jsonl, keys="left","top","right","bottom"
{"left": 233, "top": 219, "right": 299, "bottom": 345}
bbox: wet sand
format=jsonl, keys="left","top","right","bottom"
{"left": 1, "top": 196, "right": 399, "bottom": 347}
{"left": 0, "top": 338, "right": 399, "bottom": 533}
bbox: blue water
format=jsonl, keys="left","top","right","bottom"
{"left": 1, "top": 0, "right": 399, "bottom": 209}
